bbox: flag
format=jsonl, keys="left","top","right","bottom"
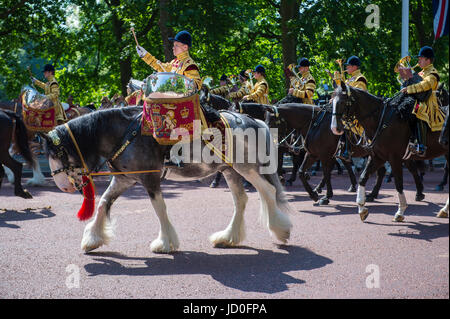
{"left": 433, "top": 0, "right": 449, "bottom": 39}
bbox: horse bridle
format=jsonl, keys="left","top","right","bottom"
{"left": 48, "top": 128, "right": 90, "bottom": 190}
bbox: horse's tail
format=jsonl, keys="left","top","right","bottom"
{"left": 4, "top": 109, "right": 34, "bottom": 166}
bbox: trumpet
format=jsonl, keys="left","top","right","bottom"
{"left": 245, "top": 69, "right": 255, "bottom": 91}
{"left": 394, "top": 56, "right": 420, "bottom": 85}
{"left": 288, "top": 63, "right": 303, "bottom": 86}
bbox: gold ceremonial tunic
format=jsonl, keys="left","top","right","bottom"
{"left": 34, "top": 75, "right": 67, "bottom": 123}
{"left": 407, "top": 64, "right": 444, "bottom": 132}
{"left": 228, "top": 81, "right": 252, "bottom": 100}
{"left": 345, "top": 69, "right": 368, "bottom": 136}
{"left": 141, "top": 50, "right": 202, "bottom": 89}
{"left": 291, "top": 71, "right": 316, "bottom": 105}
{"left": 210, "top": 85, "right": 230, "bottom": 97}
{"left": 246, "top": 77, "right": 269, "bottom": 104}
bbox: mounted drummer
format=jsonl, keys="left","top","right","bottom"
{"left": 242, "top": 64, "right": 270, "bottom": 104}
{"left": 135, "top": 30, "right": 202, "bottom": 90}
{"left": 31, "top": 64, "right": 67, "bottom": 125}
{"left": 401, "top": 46, "right": 445, "bottom": 156}
{"left": 288, "top": 57, "right": 316, "bottom": 105}
{"left": 335, "top": 55, "right": 368, "bottom": 162}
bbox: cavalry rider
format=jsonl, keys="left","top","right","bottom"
{"left": 209, "top": 74, "right": 230, "bottom": 97}
{"left": 401, "top": 46, "right": 445, "bottom": 156}
{"left": 242, "top": 64, "right": 270, "bottom": 104}
{"left": 335, "top": 55, "right": 368, "bottom": 162}
{"left": 288, "top": 57, "right": 316, "bottom": 105}
{"left": 228, "top": 70, "right": 251, "bottom": 101}
{"left": 135, "top": 30, "right": 202, "bottom": 90}
{"left": 31, "top": 64, "right": 67, "bottom": 125}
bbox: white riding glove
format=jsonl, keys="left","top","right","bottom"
{"left": 136, "top": 45, "right": 148, "bottom": 58}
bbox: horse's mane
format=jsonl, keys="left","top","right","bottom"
{"left": 53, "top": 107, "right": 139, "bottom": 162}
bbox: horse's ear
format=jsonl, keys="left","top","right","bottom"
{"left": 340, "top": 80, "right": 346, "bottom": 91}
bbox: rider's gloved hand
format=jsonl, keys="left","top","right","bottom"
{"left": 136, "top": 45, "right": 148, "bottom": 58}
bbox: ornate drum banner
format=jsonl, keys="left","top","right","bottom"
{"left": 21, "top": 85, "right": 56, "bottom": 132}
{"left": 141, "top": 72, "right": 207, "bottom": 145}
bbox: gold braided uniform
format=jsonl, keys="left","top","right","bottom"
{"left": 345, "top": 69, "right": 368, "bottom": 136}
{"left": 34, "top": 75, "right": 67, "bottom": 123}
{"left": 228, "top": 81, "right": 252, "bottom": 100}
{"left": 291, "top": 71, "right": 316, "bottom": 105}
{"left": 245, "top": 77, "right": 269, "bottom": 104}
{"left": 141, "top": 50, "right": 202, "bottom": 89}
{"left": 407, "top": 64, "right": 444, "bottom": 132}
{"left": 210, "top": 85, "right": 230, "bottom": 97}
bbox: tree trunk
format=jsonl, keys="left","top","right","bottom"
{"left": 110, "top": 0, "right": 132, "bottom": 97}
{"left": 280, "top": 0, "right": 300, "bottom": 92}
{"left": 159, "top": 0, "right": 174, "bottom": 61}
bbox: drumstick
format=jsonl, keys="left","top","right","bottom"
{"left": 130, "top": 27, "right": 139, "bottom": 46}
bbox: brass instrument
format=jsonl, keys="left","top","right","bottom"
{"left": 201, "top": 76, "right": 216, "bottom": 90}
{"left": 288, "top": 63, "right": 302, "bottom": 86}
{"left": 394, "top": 55, "right": 420, "bottom": 85}
{"left": 245, "top": 69, "right": 255, "bottom": 91}
{"left": 334, "top": 59, "right": 346, "bottom": 85}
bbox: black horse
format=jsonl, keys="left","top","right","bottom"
{"left": 264, "top": 103, "right": 404, "bottom": 205}
{"left": 331, "top": 82, "right": 448, "bottom": 222}
{"left": 0, "top": 109, "right": 33, "bottom": 198}
{"left": 41, "top": 106, "right": 292, "bottom": 253}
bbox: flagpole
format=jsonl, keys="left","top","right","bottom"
{"left": 401, "top": 0, "right": 409, "bottom": 58}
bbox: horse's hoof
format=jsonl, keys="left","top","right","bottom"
{"left": 392, "top": 214, "right": 405, "bottom": 222}
{"left": 319, "top": 197, "right": 329, "bottom": 205}
{"left": 435, "top": 185, "right": 444, "bottom": 191}
{"left": 348, "top": 185, "right": 357, "bottom": 192}
{"left": 437, "top": 210, "right": 448, "bottom": 218}
{"left": 366, "top": 194, "right": 377, "bottom": 202}
{"left": 209, "top": 181, "right": 218, "bottom": 188}
{"left": 311, "top": 191, "right": 319, "bottom": 202}
{"left": 311, "top": 170, "right": 317, "bottom": 176}
{"left": 359, "top": 208, "right": 369, "bottom": 221}
{"left": 16, "top": 189, "right": 33, "bottom": 199}
{"left": 415, "top": 193, "right": 425, "bottom": 202}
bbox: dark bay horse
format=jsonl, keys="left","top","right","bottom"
{"left": 0, "top": 109, "right": 33, "bottom": 198}
{"left": 437, "top": 107, "right": 449, "bottom": 218}
{"left": 41, "top": 106, "right": 292, "bottom": 253}
{"left": 331, "top": 83, "right": 448, "bottom": 222}
{"left": 264, "top": 103, "right": 398, "bottom": 205}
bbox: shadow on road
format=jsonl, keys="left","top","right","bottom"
{"left": 83, "top": 245, "right": 333, "bottom": 294}
{"left": 0, "top": 207, "right": 55, "bottom": 229}
{"left": 365, "top": 220, "right": 449, "bottom": 242}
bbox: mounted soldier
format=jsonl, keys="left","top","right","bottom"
{"left": 335, "top": 56, "right": 368, "bottom": 162}
{"left": 288, "top": 57, "right": 316, "bottom": 105}
{"left": 136, "top": 30, "right": 202, "bottom": 89}
{"left": 401, "top": 46, "right": 445, "bottom": 156}
{"left": 242, "top": 64, "right": 270, "bottom": 104}
{"left": 209, "top": 74, "right": 231, "bottom": 98}
{"left": 228, "top": 70, "right": 252, "bottom": 102}
{"left": 31, "top": 64, "right": 67, "bottom": 125}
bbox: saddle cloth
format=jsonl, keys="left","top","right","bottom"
{"left": 141, "top": 94, "right": 232, "bottom": 165}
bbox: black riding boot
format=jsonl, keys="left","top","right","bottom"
{"left": 409, "top": 119, "right": 427, "bottom": 156}
{"left": 336, "top": 132, "right": 351, "bottom": 162}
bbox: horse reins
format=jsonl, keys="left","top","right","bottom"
{"left": 49, "top": 119, "right": 160, "bottom": 191}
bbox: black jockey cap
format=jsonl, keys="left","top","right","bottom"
{"left": 220, "top": 74, "right": 228, "bottom": 81}
{"left": 169, "top": 30, "right": 192, "bottom": 47}
{"left": 345, "top": 56, "right": 361, "bottom": 67}
{"left": 297, "top": 57, "right": 310, "bottom": 67}
{"left": 43, "top": 64, "right": 55, "bottom": 73}
{"left": 239, "top": 70, "right": 249, "bottom": 80}
{"left": 416, "top": 46, "right": 435, "bottom": 59}
{"left": 253, "top": 64, "right": 265, "bottom": 74}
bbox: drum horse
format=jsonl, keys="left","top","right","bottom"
{"left": 41, "top": 73, "right": 292, "bottom": 253}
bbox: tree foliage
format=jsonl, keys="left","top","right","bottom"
{"left": 0, "top": 0, "right": 448, "bottom": 105}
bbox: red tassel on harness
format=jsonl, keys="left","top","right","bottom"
{"left": 77, "top": 175, "right": 95, "bottom": 221}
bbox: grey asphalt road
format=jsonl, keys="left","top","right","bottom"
{"left": 0, "top": 165, "right": 448, "bottom": 300}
